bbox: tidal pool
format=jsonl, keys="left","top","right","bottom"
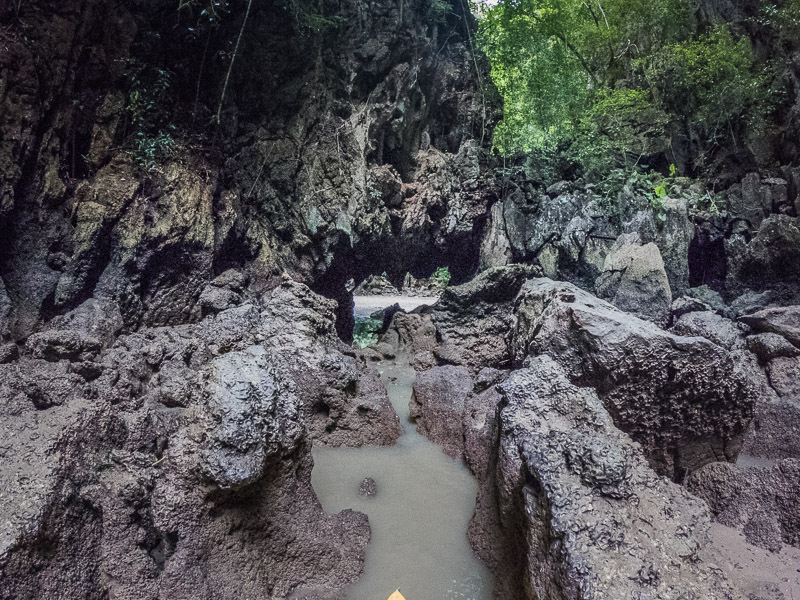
{"left": 311, "top": 359, "right": 494, "bottom": 600}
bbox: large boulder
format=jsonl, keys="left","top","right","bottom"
{"left": 595, "top": 233, "right": 672, "bottom": 324}
{"left": 0, "top": 282, "right": 389, "bottom": 600}
{"left": 430, "top": 264, "right": 540, "bottom": 370}
{"left": 470, "top": 357, "right": 743, "bottom": 600}
{"left": 725, "top": 216, "right": 800, "bottom": 302}
{"left": 260, "top": 279, "right": 402, "bottom": 447}
{"left": 410, "top": 365, "right": 473, "bottom": 458}
{"left": 740, "top": 306, "right": 800, "bottom": 347}
{"left": 672, "top": 311, "right": 745, "bottom": 350}
{"left": 199, "top": 346, "right": 302, "bottom": 489}
{"left": 511, "top": 278, "right": 757, "bottom": 478}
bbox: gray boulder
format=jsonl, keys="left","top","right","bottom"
{"left": 746, "top": 333, "right": 800, "bottom": 363}
{"left": 671, "top": 295, "right": 714, "bottom": 321}
{"left": 470, "top": 357, "right": 743, "bottom": 600}
{"left": 410, "top": 365, "right": 473, "bottom": 458}
{"left": 595, "top": 233, "right": 672, "bottom": 324}
{"left": 726, "top": 216, "right": 800, "bottom": 302}
{"left": 260, "top": 279, "right": 402, "bottom": 447}
{"left": 430, "top": 264, "right": 540, "bottom": 370}
{"left": 740, "top": 306, "right": 800, "bottom": 347}
{"left": 672, "top": 311, "right": 745, "bottom": 350}
{"left": 512, "top": 278, "right": 757, "bottom": 478}
{"left": 766, "top": 357, "right": 800, "bottom": 399}
{"left": 687, "top": 459, "right": 800, "bottom": 552}
{"left": 200, "top": 346, "right": 302, "bottom": 489}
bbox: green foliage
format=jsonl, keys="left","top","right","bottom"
{"left": 424, "top": 0, "right": 453, "bottom": 24}
{"left": 432, "top": 266, "right": 452, "bottom": 286}
{"left": 644, "top": 25, "right": 772, "bottom": 147}
{"left": 123, "top": 59, "right": 179, "bottom": 171}
{"left": 282, "top": 0, "right": 344, "bottom": 33}
{"left": 758, "top": 0, "right": 800, "bottom": 42}
{"left": 476, "top": 0, "right": 784, "bottom": 176}
{"left": 353, "top": 316, "right": 381, "bottom": 348}
{"left": 596, "top": 163, "right": 724, "bottom": 219}
{"left": 134, "top": 130, "right": 177, "bottom": 172}
{"left": 178, "top": 0, "right": 230, "bottom": 26}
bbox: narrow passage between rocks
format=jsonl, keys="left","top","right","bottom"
{"left": 312, "top": 320, "right": 493, "bottom": 600}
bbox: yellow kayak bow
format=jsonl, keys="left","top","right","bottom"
{"left": 387, "top": 590, "right": 406, "bottom": 600}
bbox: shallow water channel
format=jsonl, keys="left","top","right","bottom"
{"left": 312, "top": 297, "right": 494, "bottom": 600}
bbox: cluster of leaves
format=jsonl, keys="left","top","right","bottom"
{"left": 353, "top": 316, "right": 382, "bottom": 348}
{"left": 123, "top": 58, "right": 178, "bottom": 171}
{"left": 432, "top": 266, "right": 452, "bottom": 286}
{"left": 475, "top": 0, "right": 790, "bottom": 177}
{"left": 596, "top": 163, "right": 725, "bottom": 220}
{"left": 281, "top": 0, "right": 344, "bottom": 34}
{"left": 422, "top": 0, "right": 454, "bottom": 25}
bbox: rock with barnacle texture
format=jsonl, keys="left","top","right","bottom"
{"left": 469, "top": 356, "right": 744, "bottom": 600}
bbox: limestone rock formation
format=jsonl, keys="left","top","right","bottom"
{"left": 687, "top": 460, "right": 800, "bottom": 553}
{"left": 512, "top": 278, "right": 757, "bottom": 478}
{"left": 430, "top": 264, "right": 541, "bottom": 370}
{"left": 741, "top": 306, "right": 800, "bottom": 347}
{"left": 595, "top": 233, "right": 672, "bottom": 324}
{"left": 410, "top": 365, "right": 473, "bottom": 458}
{"left": 0, "top": 281, "right": 395, "bottom": 599}
{"left": 470, "top": 357, "right": 743, "bottom": 600}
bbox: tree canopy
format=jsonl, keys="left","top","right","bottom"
{"left": 475, "top": 0, "right": 796, "bottom": 177}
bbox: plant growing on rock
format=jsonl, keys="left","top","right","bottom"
{"left": 122, "top": 59, "right": 180, "bottom": 171}
{"left": 432, "top": 266, "right": 452, "bottom": 286}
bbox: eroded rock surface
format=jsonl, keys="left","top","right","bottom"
{"left": 0, "top": 281, "right": 392, "bottom": 599}
{"left": 470, "top": 357, "right": 743, "bottom": 600}
{"left": 687, "top": 460, "right": 800, "bottom": 553}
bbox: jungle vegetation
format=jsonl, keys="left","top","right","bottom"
{"left": 474, "top": 0, "right": 800, "bottom": 178}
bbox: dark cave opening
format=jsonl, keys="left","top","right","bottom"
{"left": 688, "top": 225, "right": 727, "bottom": 290}
{"left": 311, "top": 222, "right": 484, "bottom": 343}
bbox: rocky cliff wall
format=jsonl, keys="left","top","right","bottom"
{"left": 0, "top": 0, "right": 500, "bottom": 341}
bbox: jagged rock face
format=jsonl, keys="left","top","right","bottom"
{"left": 479, "top": 182, "right": 693, "bottom": 305}
{"left": 687, "top": 460, "right": 800, "bottom": 553}
{"left": 725, "top": 216, "right": 800, "bottom": 304}
{"left": 430, "top": 264, "right": 541, "bottom": 370}
{"left": 471, "top": 357, "right": 743, "bottom": 600}
{"left": 0, "top": 0, "right": 499, "bottom": 341}
{"left": 595, "top": 233, "right": 672, "bottom": 325}
{"left": 0, "top": 280, "right": 400, "bottom": 599}
{"left": 395, "top": 268, "right": 758, "bottom": 479}
{"left": 512, "top": 278, "right": 756, "bottom": 479}
{"left": 410, "top": 365, "right": 473, "bottom": 458}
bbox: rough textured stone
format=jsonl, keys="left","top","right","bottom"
{"left": 671, "top": 295, "right": 714, "bottom": 320}
{"left": 742, "top": 398, "right": 800, "bottom": 461}
{"left": 687, "top": 460, "right": 800, "bottom": 552}
{"left": 673, "top": 311, "right": 746, "bottom": 350}
{"left": 741, "top": 306, "right": 800, "bottom": 348}
{"left": 469, "top": 357, "right": 743, "bottom": 600}
{"left": 766, "top": 357, "right": 800, "bottom": 399}
{"left": 595, "top": 234, "right": 673, "bottom": 324}
{"left": 726, "top": 216, "right": 800, "bottom": 303}
{"left": 410, "top": 365, "right": 473, "bottom": 458}
{"left": 259, "top": 279, "right": 402, "bottom": 447}
{"left": 0, "top": 282, "right": 389, "bottom": 599}
{"left": 512, "top": 278, "right": 757, "bottom": 478}
{"left": 430, "top": 264, "right": 540, "bottom": 370}
{"left": 746, "top": 333, "right": 800, "bottom": 363}
{"left": 358, "top": 477, "right": 377, "bottom": 497}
